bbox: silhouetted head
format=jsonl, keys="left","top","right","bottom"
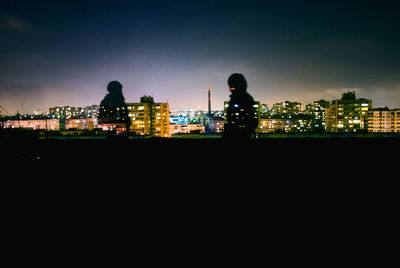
{"left": 228, "top": 73, "right": 247, "bottom": 93}
{"left": 107, "top": 81, "right": 123, "bottom": 94}
{"left": 100, "top": 80, "right": 126, "bottom": 106}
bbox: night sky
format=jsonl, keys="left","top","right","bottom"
{"left": 1, "top": 0, "right": 400, "bottom": 114}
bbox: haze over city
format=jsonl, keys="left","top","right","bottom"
{"left": 1, "top": 0, "right": 400, "bottom": 114}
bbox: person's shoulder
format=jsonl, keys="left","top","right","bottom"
{"left": 238, "top": 92, "right": 254, "bottom": 104}
{"left": 245, "top": 92, "right": 254, "bottom": 101}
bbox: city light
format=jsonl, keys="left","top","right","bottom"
{"left": 1, "top": 90, "right": 400, "bottom": 135}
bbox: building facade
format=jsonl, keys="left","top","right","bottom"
{"left": 271, "top": 101, "right": 302, "bottom": 117}
{"left": 64, "top": 118, "right": 98, "bottom": 130}
{"left": 49, "top": 106, "right": 86, "bottom": 119}
{"left": 259, "top": 118, "right": 285, "bottom": 133}
{"left": 258, "top": 118, "right": 313, "bottom": 133}
{"left": 3, "top": 118, "right": 98, "bottom": 131}
{"left": 3, "top": 119, "right": 60, "bottom": 130}
{"left": 85, "top": 105, "right": 99, "bottom": 118}
{"left": 368, "top": 108, "right": 400, "bottom": 133}
{"left": 127, "top": 96, "right": 170, "bottom": 137}
{"left": 325, "top": 91, "right": 371, "bottom": 133}
{"left": 170, "top": 124, "right": 205, "bottom": 135}
{"left": 305, "top": 100, "right": 330, "bottom": 132}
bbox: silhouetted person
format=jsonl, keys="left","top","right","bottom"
{"left": 223, "top": 73, "right": 258, "bottom": 141}
{"left": 99, "top": 81, "right": 130, "bottom": 132}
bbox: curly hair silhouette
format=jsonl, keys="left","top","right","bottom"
{"left": 100, "top": 81, "right": 126, "bottom": 107}
{"left": 98, "top": 81, "right": 130, "bottom": 129}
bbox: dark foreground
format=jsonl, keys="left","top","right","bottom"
{"left": 2, "top": 134, "right": 398, "bottom": 252}
{"left": 3, "top": 134, "right": 399, "bottom": 200}
{"left": 3, "top": 134, "right": 399, "bottom": 163}
{"left": 3, "top": 134, "right": 399, "bottom": 201}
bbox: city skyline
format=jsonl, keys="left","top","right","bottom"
{"left": 1, "top": 0, "right": 400, "bottom": 114}
{"left": 1, "top": 86, "right": 399, "bottom": 116}
{"left": 3, "top": 89, "right": 399, "bottom": 135}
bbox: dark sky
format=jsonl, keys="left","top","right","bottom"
{"left": 1, "top": 0, "right": 400, "bottom": 114}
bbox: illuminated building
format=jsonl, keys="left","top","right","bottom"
{"left": 170, "top": 124, "right": 205, "bottom": 134}
{"left": 305, "top": 100, "right": 330, "bottom": 132}
{"left": 127, "top": 96, "right": 170, "bottom": 137}
{"left": 65, "top": 118, "right": 98, "bottom": 130}
{"left": 261, "top": 104, "right": 269, "bottom": 115}
{"left": 85, "top": 105, "right": 98, "bottom": 118}
{"left": 288, "top": 118, "right": 312, "bottom": 133}
{"left": 325, "top": 91, "right": 372, "bottom": 133}
{"left": 259, "top": 119, "right": 285, "bottom": 133}
{"left": 3, "top": 118, "right": 98, "bottom": 131}
{"left": 4, "top": 119, "right": 60, "bottom": 130}
{"left": 169, "top": 115, "right": 189, "bottom": 125}
{"left": 271, "top": 101, "right": 302, "bottom": 117}
{"left": 210, "top": 119, "right": 224, "bottom": 133}
{"left": 258, "top": 118, "right": 312, "bottom": 133}
{"left": 368, "top": 108, "right": 400, "bottom": 133}
{"left": 49, "top": 106, "right": 86, "bottom": 119}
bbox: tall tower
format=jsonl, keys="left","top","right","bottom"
{"left": 206, "top": 88, "right": 213, "bottom": 133}
{"left": 208, "top": 88, "right": 212, "bottom": 117}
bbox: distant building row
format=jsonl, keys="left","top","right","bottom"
{"left": 2, "top": 91, "right": 399, "bottom": 134}
{"left": 3, "top": 118, "right": 98, "bottom": 131}
{"left": 49, "top": 105, "right": 99, "bottom": 119}
{"left": 257, "top": 91, "right": 399, "bottom": 133}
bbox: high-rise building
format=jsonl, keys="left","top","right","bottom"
{"left": 368, "top": 108, "right": 400, "bottom": 133}
{"left": 325, "top": 91, "right": 371, "bottom": 133}
{"left": 271, "top": 101, "right": 302, "bottom": 117}
{"left": 85, "top": 105, "right": 98, "bottom": 118}
{"left": 127, "top": 96, "right": 170, "bottom": 137}
{"left": 305, "top": 100, "right": 330, "bottom": 132}
{"left": 49, "top": 106, "right": 86, "bottom": 119}
{"left": 258, "top": 118, "right": 312, "bottom": 133}
{"left": 259, "top": 118, "right": 285, "bottom": 133}
{"left": 260, "top": 104, "right": 269, "bottom": 117}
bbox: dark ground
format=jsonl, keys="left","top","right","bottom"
{"left": 3, "top": 133, "right": 399, "bottom": 203}
{"left": 2, "top": 133, "right": 398, "bottom": 256}
{"left": 2, "top": 132, "right": 399, "bottom": 193}
{"left": 2, "top": 133, "right": 399, "bottom": 168}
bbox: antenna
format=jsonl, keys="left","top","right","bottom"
{"left": 207, "top": 88, "right": 212, "bottom": 117}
